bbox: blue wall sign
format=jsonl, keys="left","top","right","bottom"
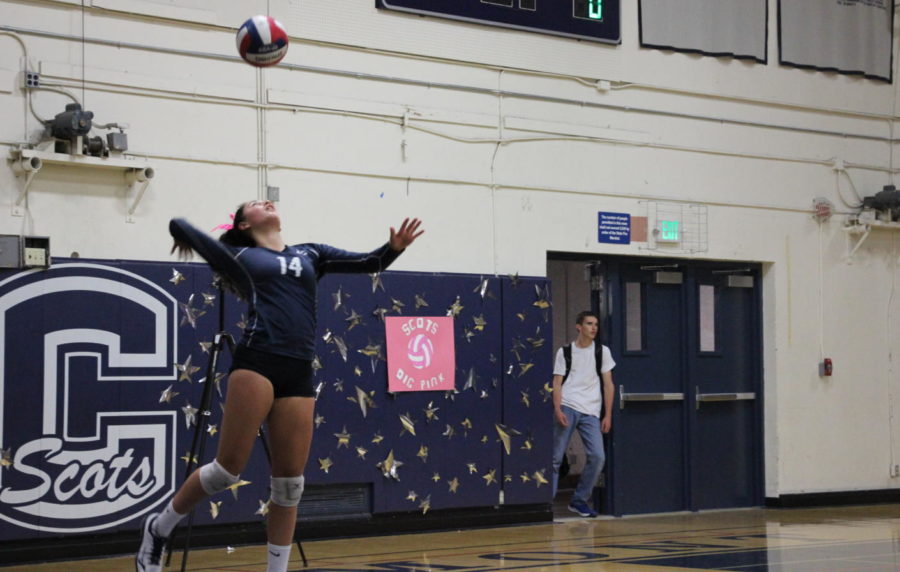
{"left": 598, "top": 212, "right": 631, "bottom": 244}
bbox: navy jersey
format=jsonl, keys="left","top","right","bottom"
{"left": 169, "top": 218, "right": 402, "bottom": 359}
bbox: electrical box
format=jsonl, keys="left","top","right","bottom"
{"left": 0, "top": 235, "right": 50, "bottom": 269}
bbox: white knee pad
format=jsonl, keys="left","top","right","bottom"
{"left": 199, "top": 460, "right": 240, "bottom": 495}
{"left": 270, "top": 475, "right": 305, "bottom": 507}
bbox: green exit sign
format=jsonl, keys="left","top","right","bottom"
{"left": 658, "top": 220, "right": 680, "bottom": 242}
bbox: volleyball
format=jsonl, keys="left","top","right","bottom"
{"left": 236, "top": 15, "right": 288, "bottom": 67}
{"left": 407, "top": 333, "right": 434, "bottom": 370}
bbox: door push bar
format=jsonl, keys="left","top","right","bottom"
{"left": 695, "top": 386, "right": 756, "bottom": 410}
{"left": 618, "top": 385, "right": 685, "bottom": 410}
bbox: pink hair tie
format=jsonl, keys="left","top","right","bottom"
{"left": 211, "top": 213, "right": 235, "bottom": 232}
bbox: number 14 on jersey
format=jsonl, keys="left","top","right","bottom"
{"left": 277, "top": 256, "right": 302, "bottom": 277}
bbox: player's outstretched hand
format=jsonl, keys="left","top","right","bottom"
{"left": 389, "top": 218, "right": 424, "bottom": 252}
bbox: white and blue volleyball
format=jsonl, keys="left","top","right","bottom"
{"left": 236, "top": 15, "right": 288, "bottom": 67}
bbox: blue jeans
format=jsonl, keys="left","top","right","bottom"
{"left": 552, "top": 405, "right": 606, "bottom": 504}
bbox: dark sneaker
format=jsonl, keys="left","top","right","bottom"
{"left": 135, "top": 513, "right": 167, "bottom": 572}
{"left": 568, "top": 499, "right": 598, "bottom": 518}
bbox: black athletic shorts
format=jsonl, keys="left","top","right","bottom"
{"left": 229, "top": 344, "right": 315, "bottom": 398}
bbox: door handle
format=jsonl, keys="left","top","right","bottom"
{"left": 619, "top": 385, "right": 685, "bottom": 410}
{"left": 695, "top": 386, "right": 756, "bottom": 409}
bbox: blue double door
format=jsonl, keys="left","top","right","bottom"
{"left": 596, "top": 258, "right": 763, "bottom": 515}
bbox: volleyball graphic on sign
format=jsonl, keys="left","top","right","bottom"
{"left": 407, "top": 333, "right": 433, "bottom": 369}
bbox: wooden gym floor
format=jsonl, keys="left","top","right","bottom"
{"left": 5, "top": 502, "right": 900, "bottom": 571}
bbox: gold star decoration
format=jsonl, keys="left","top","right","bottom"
{"left": 504, "top": 474, "right": 513, "bottom": 483}
{"left": 414, "top": 294, "right": 429, "bottom": 309}
{"left": 482, "top": 469, "right": 497, "bottom": 486}
{"left": 399, "top": 413, "right": 417, "bottom": 437}
{"left": 1, "top": 447, "right": 13, "bottom": 469}
{"left": 180, "top": 451, "right": 198, "bottom": 465}
{"left": 377, "top": 450, "right": 403, "bottom": 480}
{"left": 159, "top": 385, "right": 179, "bottom": 403}
{"left": 372, "top": 306, "right": 390, "bottom": 321}
{"left": 353, "top": 365, "right": 363, "bottom": 377}
{"left": 473, "top": 315, "right": 487, "bottom": 331}
{"left": 406, "top": 491, "right": 419, "bottom": 502}
{"left": 481, "top": 435, "right": 489, "bottom": 444}
{"left": 315, "top": 414, "right": 326, "bottom": 428}
{"left": 480, "top": 390, "right": 489, "bottom": 399}
{"left": 371, "top": 432, "right": 384, "bottom": 445}
{"left": 356, "top": 446, "right": 369, "bottom": 459}
{"left": 181, "top": 402, "right": 198, "bottom": 428}
{"left": 442, "top": 424, "right": 456, "bottom": 439}
{"left": 332, "top": 286, "right": 348, "bottom": 311}
{"left": 533, "top": 283, "right": 551, "bottom": 309}
{"left": 527, "top": 328, "right": 544, "bottom": 348}
{"left": 519, "top": 363, "right": 534, "bottom": 377}
{"left": 333, "top": 379, "right": 345, "bottom": 392}
{"left": 521, "top": 437, "right": 533, "bottom": 451}
{"left": 520, "top": 472, "right": 531, "bottom": 483}
{"left": 315, "top": 381, "right": 326, "bottom": 400}
{"left": 448, "top": 477, "right": 460, "bottom": 493}
{"left": 349, "top": 386, "right": 377, "bottom": 417}
{"left": 227, "top": 479, "right": 252, "bottom": 499}
{"left": 370, "top": 273, "right": 385, "bottom": 293}
{"left": 199, "top": 341, "right": 212, "bottom": 353}
{"left": 255, "top": 499, "right": 270, "bottom": 516}
{"left": 236, "top": 314, "right": 247, "bottom": 330}
{"left": 473, "top": 276, "right": 493, "bottom": 300}
{"left": 334, "top": 426, "right": 352, "bottom": 449}
{"left": 419, "top": 495, "right": 431, "bottom": 515}
{"left": 509, "top": 272, "right": 521, "bottom": 287}
{"left": 423, "top": 402, "right": 439, "bottom": 422}
{"left": 358, "top": 343, "right": 385, "bottom": 373}
{"left": 209, "top": 501, "right": 222, "bottom": 519}
{"left": 319, "top": 457, "right": 334, "bottom": 473}
{"left": 391, "top": 297, "right": 406, "bottom": 314}
{"left": 175, "top": 355, "right": 201, "bottom": 383}
{"left": 464, "top": 328, "right": 475, "bottom": 343}
{"left": 541, "top": 382, "right": 554, "bottom": 402}
{"left": 179, "top": 295, "right": 207, "bottom": 329}
{"left": 460, "top": 418, "right": 473, "bottom": 432}
{"left": 446, "top": 296, "right": 464, "bottom": 317}
{"left": 333, "top": 336, "right": 349, "bottom": 362}
{"left": 312, "top": 356, "right": 323, "bottom": 372}
{"left": 521, "top": 390, "right": 531, "bottom": 408}
{"left": 345, "top": 309, "right": 364, "bottom": 330}
{"left": 416, "top": 445, "right": 429, "bottom": 463}
{"left": 467, "top": 462, "right": 478, "bottom": 475}
{"left": 516, "top": 312, "right": 526, "bottom": 321}
{"left": 201, "top": 291, "right": 216, "bottom": 306}
{"left": 462, "top": 368, "right": 478, "bottom": 392}
{"left": 170, "top": 269, "right": 186, "bottom": 285}
{"left": 495, "top": 423, "right": 514, "bottom": 455}
{"left": 444, "top": 388, "right": 459, "bottom": 401}
{"left": 432, "top": 473, "right": 441, "bottom": 482}
{"left": 532, "top": 470, "right": 549, "bottom": 487}
{"left": 207, "top": 424, "right": 218, "bottom": 437}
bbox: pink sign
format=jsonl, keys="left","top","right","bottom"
{"left": 386, "top": 316, "right": 456, "bottom": 392}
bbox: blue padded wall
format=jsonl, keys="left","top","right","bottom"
{"left": 0, "top": 259, "right": 551, "bottom": 542}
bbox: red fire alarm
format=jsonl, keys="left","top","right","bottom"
{"left": 819, "top": 358, "right": 833, "bottom": 377}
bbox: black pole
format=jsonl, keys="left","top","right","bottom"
{"left": 165, "top": 287, "right": 231, "bottom": 569}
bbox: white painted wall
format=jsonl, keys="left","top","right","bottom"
{"left": 1, "top": 0, "right": 899, "bottom": 499}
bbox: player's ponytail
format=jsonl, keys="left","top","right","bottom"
{"left": 219, "top": 204, "right": 256, "bottom": 247}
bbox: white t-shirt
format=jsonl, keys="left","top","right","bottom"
{"left": 553, "top": 342, "right": 615, "bottom": 418}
